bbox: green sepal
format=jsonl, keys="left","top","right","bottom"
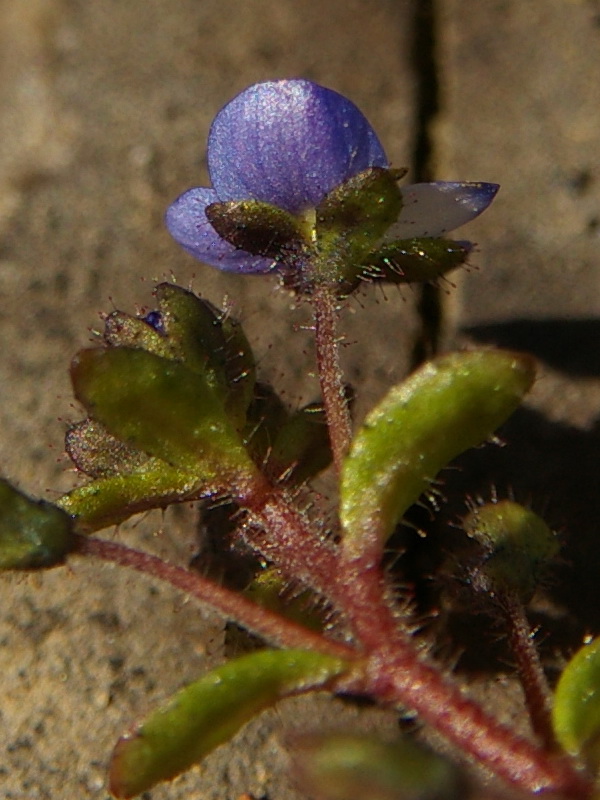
{"left": 340, "top": 350, "right": 536, "bottom": 559}
{"left": 71, "top": 347, "right": 256, "bottom": 478}
{"left": 104, "top": 284, "right": 256, "bottom": 429}
{"left": 109, "top": 648, "right": 350, "bottom": 798}
{"left": 553, "top": 637, "right": 600, "bottom": 770}
{"left": 290, "top": 731, "right": 464, "bottom": 800}
{"left": 56, "top": 463, "right": 212, "bottom": 534}
{"left": 242, "top": 382, "right": 290, "bottom": 467}
{"left": 206, "top": 199, "right": 311, "bottom": 262}
{"left": 243, "top": 388, "right": 332, "bottom": 485}
{"left": 314, "top": 167, "right": 404, "bottom": 288}
{"left": 268, "top": 400, "right": 332, "bottom": 484}
{"left": 359, "top": 237, "right": 470, "bottom": 285}
{"left": 155, "top": 284, "right": 256, "bottom": 425}
{"left": 461, "top": 501, "right": 559, "bottom": 602}
{"left": 104, "top": 310, "right": 170, "bottom": 355}
{"left": 0, "top": 479, "right": 74, "bottom": 569}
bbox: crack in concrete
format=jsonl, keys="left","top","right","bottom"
{"left": 409, "top": 0, "right": 445, "bottom": 367}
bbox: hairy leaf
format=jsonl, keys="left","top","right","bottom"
{"left": 340, "top": 350, "right": 535, "bottom": 559}
{"left": 110, "top": 648, "right": 349, "bottom": 798}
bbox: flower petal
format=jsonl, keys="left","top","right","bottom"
{"left": 208, "top": 79, "right": 388, "bottom": 214}
{"left": 387, "top": 182, "right": 500, "bottom": 239}
{"left": 165, "top": 188, "right": 276, "bottom": 274}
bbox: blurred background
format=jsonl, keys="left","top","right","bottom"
{"left": 0, "top": 1, "right": 599, "bottom": 797}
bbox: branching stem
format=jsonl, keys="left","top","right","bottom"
{"left": 72, "top": 533, "right": 352, "bottom": 660}
{"left": 334, "top": 557, "right": 591, "bottom": 798}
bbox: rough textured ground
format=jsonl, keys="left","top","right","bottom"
{"left": 1, "top": 1, "right": 599, "bottom": 798}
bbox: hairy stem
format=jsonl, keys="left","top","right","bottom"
{"left": 312, "top": 284, "right": 352, "bottom": 473}
{"left": 233, "top": 475, "right": 344, "bottom": 609}
{"left": 502, "top": 591, "right": 557, "bottom": 751}
{"left": 230, "top": 479, "right": 590, "bottom": 795}
{"left": 335, "top": 557, "right": 590, "bottom": 798}
{"left": 72, "top": 533, "right": 352, "bottom": 660}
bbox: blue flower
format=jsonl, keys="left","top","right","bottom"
{"left": 166, "top": 79, "right": 498, "bottom": 275}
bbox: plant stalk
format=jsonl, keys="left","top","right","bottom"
{"left": 334, "top": 556, "right": 591, "bottom": 798}
{"left": 502, "top": 590, "right": 557, "bottom": 751}
{"left": 312, "top": 284, "right": 352, "bottom": 473}
{"left": 72, "top": 533, "right": 352, "bottom": 660}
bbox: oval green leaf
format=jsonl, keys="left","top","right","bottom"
{"left": 290, "top": 731, "right": 464, "bottom": 800}
{"left": 0, "top": 479, "right": 74, "bottom": 569}
{"left": 360, "top": 237, "right": 469, "bottom": 285}
{"left": 71, "top": 347, "right": 255, "bottom": 478}
{"left": 340, "top": 350, "right": 535, "bottom": 559}
{"left": 57, "top": 462, "right": 212, "bottom": 534}
{"left": 155, "top": 283, "right": 256, "bottom": 427}
{"left": 109, "top": 648, "right": 349, "bottom": 798}
{"left": 553, "top": 637, "right": 600, "bottom": 770}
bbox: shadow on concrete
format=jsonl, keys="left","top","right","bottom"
{"left": 463, "top": 318, "right": 600, "bottom": 377}
{"left": 389, "top": 404, "right": 600, "bottom": 675}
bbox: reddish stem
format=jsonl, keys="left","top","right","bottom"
{"left": 234, "top": 475, "right": 340, "bottom": 597}
{"left": 228, "top": 479, "right": 590, "bottom": 795}
{"left": 72, "top": 533, "right": 353, "bottom": 661}
{"left": 228, "top": 473, "right": 590, "bottom": 796}
{"left": 502, "top": 591, "right": 557, "bottom": 751}
{"left": 312, "top": 284, "right": 352, "bottom": 473}
{"left": 334, "top": 556, "right": 591, "bottom": 798}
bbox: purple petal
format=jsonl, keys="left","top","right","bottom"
{"left": 208, "top": 79, "right": 388, "bottom": 214}
{"left": 387, "top": 182, "right": 500, "bottom": 239}
{"left": 165, "top": 187, "right": 276, "bottom": 274}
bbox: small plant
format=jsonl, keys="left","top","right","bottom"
{"left": 1, "top": 79, "right": 598, "bottom": 800}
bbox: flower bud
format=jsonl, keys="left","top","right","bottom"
{"left": 462, "top": 500, "right": 559, "bottom": 603}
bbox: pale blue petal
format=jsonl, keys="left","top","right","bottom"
{"left": 387, "top": 182, "right": 500, "bottom": 239}
{"left": 208, "top": 80, "right": 388, "bottom": 214}
{"left": 165, "top": 187, "right": 276, "bottom": 274}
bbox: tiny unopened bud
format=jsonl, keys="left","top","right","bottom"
{"left": 462, "top": 500, "right": 559, "bottom": 602}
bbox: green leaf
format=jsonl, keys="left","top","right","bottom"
{"left": 0, "top": 479, "right": 74, "bottom": 569}
{"left": 65, "top": 419, "right": 150, "bottom": 478}
{"left": 290, "top": 731, "right": 464, "bottom": 800}
{"left": 104, "top": 284, "right": 256, "bottom": 429}
{"left": 316, "top": 167, "right": 404, "bottom": 253}
{"left": 71, "top": 347, "right": 255, "bottom": 478}
{"left": 553, "top": 637, "right": 600, "bottom": 770}
{"left": 155, "top": 283, "right": 256, "bottom": 426}
{"left": 109, "top": 648, "right": 350, "bottom": 798}
{"left": 104, "top": 309, "right": 171, "bottom": 355}
{"left": 56, "top": 463, "right": 212, "bottom": 534}
{"left": 340, "top": 350, "right": 535, "bottom": 559}
{"left": 268, "top": 401, "right": 332, "bottom": 484}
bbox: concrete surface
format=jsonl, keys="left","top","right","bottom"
{"left": 0, "top": 0, "right": 599, "bottom": 797}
